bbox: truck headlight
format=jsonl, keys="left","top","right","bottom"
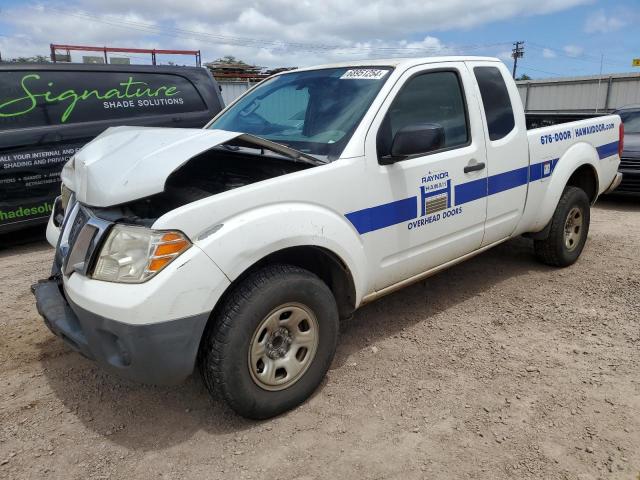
{"left": 92, "top": 225, "right": 191, "bottom": 283}
{"left": 60, "top": 183, "right": 72, "bottom": 212}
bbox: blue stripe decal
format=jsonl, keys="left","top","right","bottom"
{"left": 345, "top": 196, "right": 417, "bottom": 234}
{"left": 488, "top": 166, "right": 529, "bottom": 196}
{"left": 596, "top": 141, "right": 618, "bottom": 160}
{"left": 529, "top": 158, "right": 559, "bottom": 181}
{"left": 345, "top": 140, "right": 615, "bottom": 235}
{"left": 454, "top": 177, "right": 487, "bottom": 205}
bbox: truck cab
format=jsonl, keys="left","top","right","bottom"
{"left": 33, "top": 57, "right": 622, "bottom": 419}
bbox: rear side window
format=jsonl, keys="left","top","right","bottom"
{"left": 0, "top": 71, "right": 208, "bottom": 130}
{"left": 377, "top": 70, "right": 469, "bottom": 158}
{"left": 473, "top": 66, "right": 515, "bottom": 141}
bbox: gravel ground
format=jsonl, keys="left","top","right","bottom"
{"left": 1, "top": 196, "right": 639, "bottom": 480}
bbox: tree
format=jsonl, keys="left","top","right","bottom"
{"left": 2, "top": 55, "right": 51, "bottom": 64}
{"left": 213, "top": 55, "right": 248, "bottom": 66}
{"left": 516, "top": 74, "right": 532, "bottom": 81}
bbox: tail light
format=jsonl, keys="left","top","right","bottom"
{"left": 619, "top": 122, "right": 624, "bottom": 157}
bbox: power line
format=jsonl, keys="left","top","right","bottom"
{"left": 518, "top": 65, "right": 562, "bottom": 77}
{"left": 527, "top": 42, "right": 628, "bottom": 68}
{"left": 43, "top": 6, "right": 511, "bottom": 57}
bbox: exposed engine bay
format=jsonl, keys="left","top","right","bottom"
{"left": 91, "top": 146, "right": 313, "bottom": 225}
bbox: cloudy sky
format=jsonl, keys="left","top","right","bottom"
{"left": 0, "top": 0, "right": 637, "bottom": 78}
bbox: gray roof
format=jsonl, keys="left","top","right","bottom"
{"left": 517, "top": 71, "right": 640, "bottom": 85}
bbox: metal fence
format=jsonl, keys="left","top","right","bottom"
{"left": 218, "top": 81, "right": 260, "bottom": 106}
{"left": 516, "top": 72, "right": 640, "bottom": 114}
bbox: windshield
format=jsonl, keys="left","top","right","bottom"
{"left": 620, "top": 110, "right": 640, "bottom": 134}
{"left": 209, "top": 67, "right": 392, "bottom": 160}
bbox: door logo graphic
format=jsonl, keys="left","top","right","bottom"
{"left": 407, "top": 171, "right": 462, "bottom": 231}
{"left": 419, "top": 172, "right": 451, "bottom": 216}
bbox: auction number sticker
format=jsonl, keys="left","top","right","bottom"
{"left": 340, "top": 69, "right": 388, "bottom": 80}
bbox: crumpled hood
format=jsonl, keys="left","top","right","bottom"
{"left": 61, "top": 126, "right": 321, "bottom": 207}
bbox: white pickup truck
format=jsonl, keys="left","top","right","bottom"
{"left": 33, "top": 57, "right": 623, "bottom": 419}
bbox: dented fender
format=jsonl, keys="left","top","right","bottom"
{"left": 191, "top": 203, "right": 369, "bottom": 306}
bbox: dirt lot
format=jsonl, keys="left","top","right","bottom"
{"left": 1, "top": 196, "right": 639, "bottom": 480}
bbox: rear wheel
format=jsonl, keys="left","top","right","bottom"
{"left": 534, "top": 186, "right": 590, "bottom": 267}
{"left": 199, "top": 264, "right": 339, "bottom": 419}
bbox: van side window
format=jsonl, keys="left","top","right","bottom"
{"left": 473, "top": 66, "right": 515, "bottom": 141}
{"left": 377, "top": 71, "right": 469, "bottom": 160}
{"left": 0, "top": 71, "right": 207, "bottom": 130}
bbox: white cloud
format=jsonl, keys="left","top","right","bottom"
{"left": 496, "top": 50, "right": 513, "bottom": 61}
{"left": 563, "top": 45, "right": 584, "bottom": 57}
{"left": 0, "top": 0, "right": 593, "bottom": 67}
{"left": 542, "top": 48, "right": 556, "bottom": 58}
{"left": 584, "top": 9, "right": 627, "bottom": 34}
{"left": 0, "top": 5, "right": 159, "bottom": 61}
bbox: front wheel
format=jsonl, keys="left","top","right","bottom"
{"left": 534, "top": 186, "right": 591, "bottom": 267}
{"left": 199, "top": 264, "right": 339, "bottom": 419}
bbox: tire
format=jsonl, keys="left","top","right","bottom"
{"left": 199, "top": 264, "right": 339, "bottom": 419}
{"left": 534, "top": 186, "right": 590, "bottom": 267}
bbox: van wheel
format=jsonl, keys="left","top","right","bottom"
{"left": 199, "top": 264, "right": 339, "bottom": 419}
{"left": 534, "top": 186, "right": 590, "bottom": 267}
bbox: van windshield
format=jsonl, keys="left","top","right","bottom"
{"left": 209, "top": 67, "right": 392, "bottom": 160}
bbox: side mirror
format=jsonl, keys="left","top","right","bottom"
{"left": 381, "top": 123, "right": 445, "bottom": 164}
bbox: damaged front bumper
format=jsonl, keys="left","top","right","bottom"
{"left": 32, "top": 273, "right": 209, "bottom": 385}
{"left": 33, "top": 190, "right": 231, "bottom": 385}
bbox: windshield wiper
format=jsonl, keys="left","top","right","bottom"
{"left": 234, "top": 134, "right": 328, "bottom": 166}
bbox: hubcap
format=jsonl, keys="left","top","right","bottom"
{"left": 564, "top": 206, "right": 583, "bottom": 252}
{"left": 248, "top": 303, "right": 319, "bottom": 391}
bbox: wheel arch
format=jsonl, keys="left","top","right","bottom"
{"left": 202, "top": 244, "right": 357, "bottom": 342}
{"left": 197, "top": 245, "right": 357, "bottom": 364}
{"left": 566, "top": 163, "right": 599, "bottom": 204}
{"left": 524, "top": 142, "right": 600, "bottom": 236}
{"left": 230, "top": 245, "right": 357, "bottom": 320}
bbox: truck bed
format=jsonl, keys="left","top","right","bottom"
{"left": 521, "top": 114, "right": 621, "bottom": 232}
{"left": 525, "top": 112, "right": 608, "bottom": 130}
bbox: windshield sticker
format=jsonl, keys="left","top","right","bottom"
{"left": 340, "top": 69, "right": 388, "bottom": 80}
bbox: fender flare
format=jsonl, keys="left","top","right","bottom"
{"left": 526, "top": 142, "right": 600, "bottom": 233}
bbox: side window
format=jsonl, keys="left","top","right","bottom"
{"left": 0, "top": 71, "right": 208, "bottom": 130}
{"left": 377, "top": 71, "right": 469, "bottom": 159}
{"left": 473, "top": 66, "right": 515, "bottom": 141}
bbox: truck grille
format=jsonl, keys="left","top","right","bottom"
{"left": 620, "top": 157, "right": 640, "bottom": 171}
{"left": 67, "top": 208, "right": 89, "bottom": 249}
{"left": 617, "top": 176, "right": 640, "bottom": 193}
{"left": 59, "top": 206, "right": 112, "bottom": 277}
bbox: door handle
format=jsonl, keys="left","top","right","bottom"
{"left": 464, "top": 161, "right": 486, "bottom": 173}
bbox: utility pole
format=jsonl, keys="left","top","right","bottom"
{"left": 512, "top": 41, "right": 525, "bottom": 79}
{"left": 595, "top": 53, "right": 604, "bottom": 113}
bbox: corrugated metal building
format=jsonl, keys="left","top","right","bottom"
{"left": 218, "top": 81, "right": 258, "bottom": 106}
{"left": 218, "top": 73, "right": 640, "bottom": 114}
{"left": 517, "top": 72, "right": 640, "bottom": 114}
